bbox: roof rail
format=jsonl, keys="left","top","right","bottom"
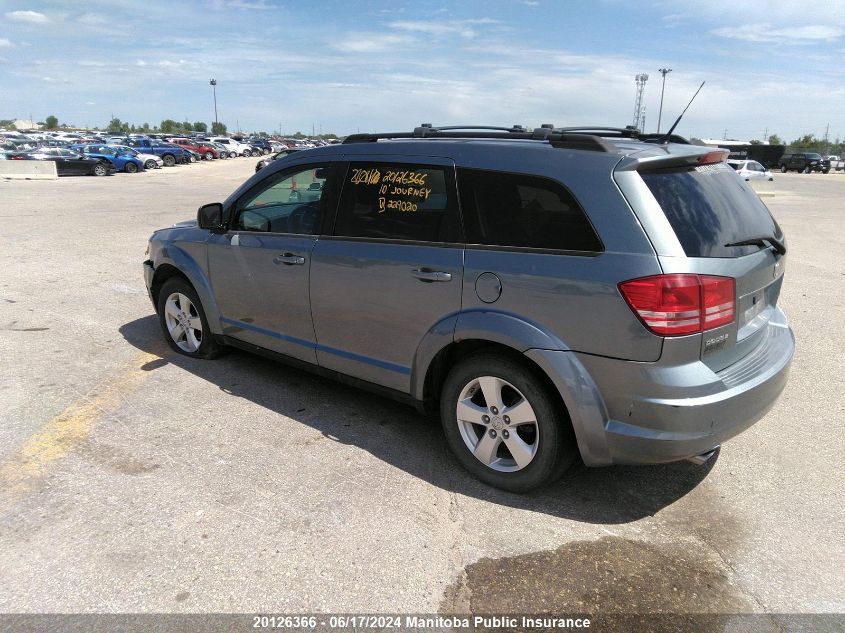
{"left": 342, "top": 123, "right": 615, "bottom": 153}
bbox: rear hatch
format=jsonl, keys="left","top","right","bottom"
{"left": 631, "top": 151, "right": 786, "bottom": 371}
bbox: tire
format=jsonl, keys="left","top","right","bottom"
{"left": 156, "top": 277, "right": 224, "bottom": 359}
{"left": 204, "top": 151, "right": 213, "bottom": 161}
{"left": 162, "top": 153, "right": 176, "bottom": 167}
{"left": 780, "top": 165, "right": 788, "bottom": 173}
{"left": 229, "top": 151, "right": 237, "bottom": 158}
{"left": 823, "top": 169, "right": 830, "bottom": 174}
{"left": 243, "top": 149, "right": 252, "bottom": 157}
{"left": 124, "top": 161, "right": 138, "bottom": 173}
{"left": 439, "top": 353, "right": 577, "bottom": 492}
{"left": 263, "top": 148, "right": 271, "bottom": 155}
{"left": 92, "top": 161, "right": 108, "bottom": 177}
{"left": 189, "top": 154, "right": 197, "bottom": 163}
{"left": 145, "top": 159, "right": 158, "bottom": 170}
{"left": 803, "top": 166, "right": 811, "bottom": 174}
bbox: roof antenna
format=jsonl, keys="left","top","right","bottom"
{"left": 658, "top": 81, "right": 705, "bottom": 144}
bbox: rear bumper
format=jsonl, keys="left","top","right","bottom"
{"left": 533, "top": 308, "right": 794, "bottom": 466}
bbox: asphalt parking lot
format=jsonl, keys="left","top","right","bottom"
{"left": 0, "top": 163, "right": 843, "bottom": 621}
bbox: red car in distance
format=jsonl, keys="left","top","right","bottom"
{"left": 166, "top": 138, "right": 219, "bottom": 160}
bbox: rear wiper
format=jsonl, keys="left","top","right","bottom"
{"left": 724, "top": 236, "right": 786, "bottom": 256}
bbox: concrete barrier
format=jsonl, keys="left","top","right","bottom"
{"left": 0, "top": 160, "right": 58, "bottom": 180}
{"left": 749, "top": 178, "right": 775, "bottom": 197}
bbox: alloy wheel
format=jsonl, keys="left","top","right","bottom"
{"left": 455, "top": 376, "right": 539, "bottom": 472}
{"left": 163, "top": 292, "right": 203, "bottom": 353}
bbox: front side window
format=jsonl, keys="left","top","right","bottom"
{"left": 234, "top": 164, "right": 332, "bottom": 235}
{"left": 458, "top": 168, "right": 602, "bottom": 252}
{"left": 334, "top": 162, "right": 460, "bottom": 243}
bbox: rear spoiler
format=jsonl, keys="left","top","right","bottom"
{"left": 615, "top": 148, "right": 730, "bottom": 173}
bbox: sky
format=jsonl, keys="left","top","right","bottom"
{"left": 1, "top": 0, "right": 843, "bottom": 141}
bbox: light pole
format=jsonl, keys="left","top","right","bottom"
{"left": 657, "top": 68, "right": 672, "bottom": 134}
{"left": 209, "top": 79, "right": 218, "bottom": 131}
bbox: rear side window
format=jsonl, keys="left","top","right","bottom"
{"left": 457, "top": 169, "right": 602, "bottom": 252}
{"left": 334, "top": 162, "right": 461, "bottom": 243}
{"left": 641, "top": 162, "right": 782, "bottom": 258}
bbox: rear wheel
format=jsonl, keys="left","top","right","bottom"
{"left": 92, "top": 162, "right": 108, "bottom": 177}
{"left": 162, "top": 154, "right": 176, "bottom": 167}
{"left": 243, "top": 149, "right": 252, "bottom": 157}
{"left": 440, "top": 354, "right": 577, "bottom": 492}
{"left": 156, "top": 277, "right": 224, "bottom": 359}
{"left": 780, "top": 165, "right": 788, "bottom": 173}
{"left": 229, "top": 151, "right": 237, "bottom": 158}
{"left": 124, "top": 161, "right": 138, "bottom": 173}
{"left": 262, "top": 148, "right": 271, "bottom": 155}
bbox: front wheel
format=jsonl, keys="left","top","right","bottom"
{"left": 803, "top": 166, "right": 811, "bottom": 174}
{"left": 204, "top": 151, "right": 213, "bottom": 160}
{"left": 262, "top": 148, "right": 271, "bottom": 155}
{"left": 440, "top": 354, "right": 577, "bottom": 492}
{"left": 823, "top": 169, "right": 830, "bottom": 174}
{"left": 243, "top": 149, "right": 252, "bottom": 157}
{"left": 124, "top": 161, "right": 138, "bottom": 173}
{"left": 144, "top": 159, "right": 158, "bottom": 170}
{"left": 156, "top": 277, "right": 224, "bottom": 359}
{"left": 92, "top": 162, "right": 108, "bottom": 176}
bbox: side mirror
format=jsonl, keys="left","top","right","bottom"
{"left": 197, "top": 202, "right": 225, "bottom": 230}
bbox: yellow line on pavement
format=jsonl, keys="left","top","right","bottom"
{"left": 0, "top": 351, "right": 160, "bottom": 502}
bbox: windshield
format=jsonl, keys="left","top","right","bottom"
{"left": 641, "top": 162, "right": 783, "bottom": 258}
{"left": 806, "top": 153, "right": 822, "bottom": 160}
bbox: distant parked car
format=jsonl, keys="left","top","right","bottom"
{"left": 207, "top": 137, "right": 253, "bottom": 157}
{"left": 245, "top": 138, "right": 273, "bottom": 154}
{"left": 8, "top": 147, "right": 114, "bottom": 176}
{"left": 126, "top": 138, "right": 186, "bottom": 166}
{"left": 255, "top": 148, "right": 301, "bottom": 172}
{"left": 778, "top": 152, "right": 829, "bottom": 174}
{"left": 168, "top": 138, "right": 220, "bottom": 161}
{"left": 727, "top": 159, "right": 774, "bottom": 181}
{"left": 70, "top": 144, "right": 145, "bottom": 173}
{"left": 107, "top": 145, "right": 164, "bottom": 170}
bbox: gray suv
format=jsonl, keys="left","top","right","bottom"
{"left": 143, "top": 125, "right": 794, "bottom": 492}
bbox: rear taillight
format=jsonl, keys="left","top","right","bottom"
{"left": 619, "top": 274, "right": 735, "bottom": 337}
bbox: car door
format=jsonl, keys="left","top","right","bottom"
{"left": 52, "top": 149, "right": 78, "bottom": 175}
{"left": 206, "top": 161, "right": 343, "bottom": 363}
{"left": 309, "top": 157, "right": 464, "bottom": 393}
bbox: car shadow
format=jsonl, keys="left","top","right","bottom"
{"left": 120, "top": 315, "right": 717, "bottom": 524}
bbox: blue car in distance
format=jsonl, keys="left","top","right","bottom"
{"left": 69, "top": 144, "right": 145, "bottom": 173}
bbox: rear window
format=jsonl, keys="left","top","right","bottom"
{"left": 641, "top": 162, "right": 782, "bottom": 258}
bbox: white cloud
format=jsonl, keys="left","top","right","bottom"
{"left": 0, "top": 37, "right": 13, "bottom": 48}
{"left": 5, "top": 10, "right": 48, "bottom": 23}
{"left": 388, "top": 18, "right": 500, "bottom": 40}
{"left": 711, "top": 23, "right": 843, "bottom": 43}
{"left": 333, "top": 33, "right": 415, "bottom": 53}
{"left": 76, "top": 13, "right": 108, "bottom": 27}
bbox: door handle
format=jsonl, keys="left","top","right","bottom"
{"left": 273, "top": 253, "right": 306, "bottom": 266}
{"left": 411, "top": 268, "right": 452, "bottom": 282}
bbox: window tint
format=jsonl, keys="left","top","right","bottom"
{"left": 458, "top": 169, "right": 602, "bottom": 252}
{"left": 334, "top": 163, "right": 460, "bottom": 243}
{"left": 234, "top": 165, "right": 330, "bottom": 235}
{"left": 641, "top": 162, "right": 782, "bottom": 258}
